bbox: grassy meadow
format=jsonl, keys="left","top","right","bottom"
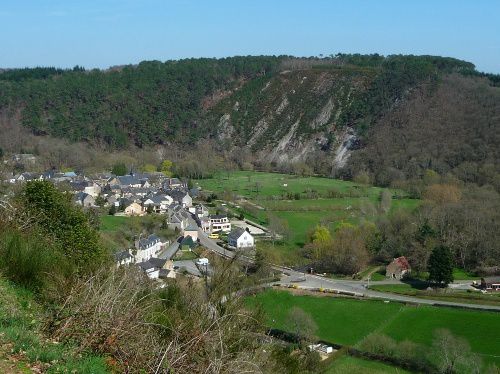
{"left": 246, "top": 289, "right": 500, "bottom": 365}
{"left": 99, "top": 214, "right": 176, "bottom": 251}
{"left": 326, "top": 355, "right": 412, "bottom": 374}
{"left": 195, "top": 171, "right": 420, "bottom": 262}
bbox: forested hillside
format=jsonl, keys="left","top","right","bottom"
{"left": 0, "top": 54, "right": 499, "bottom": 188}
{"left": 0, "top": 56, "right": 281, "bottom": 147}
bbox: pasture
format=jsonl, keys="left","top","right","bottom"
{"left": 194, "top": 170, "right": 386, "bottom": 199}
{"left": 326, "top": 356, "right": 412, "bottom": 374}
{"left": 195, "top": 171, "right": 420, "bottom": 256}
{"left": 246, "top": 289, "right": 500, "bottom": 365}
{"left": 100, "top": 215, "right": 129, "bottom": 232}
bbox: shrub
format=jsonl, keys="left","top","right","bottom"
{"left": 0, "top": 229, "right": 71, "bottom": 292}
{"left": 18, "top": 181, "right": 108, "bottom": 273}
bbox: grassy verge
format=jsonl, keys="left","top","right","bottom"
{"left": 369, "top": 283, "right": 500, "bottom": 306}
{"left": 0, "top": 276, "right": 109, "bottom": 373}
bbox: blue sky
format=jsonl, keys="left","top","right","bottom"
{"left": 1, "top": 0, "right": 499, "bottom": 73}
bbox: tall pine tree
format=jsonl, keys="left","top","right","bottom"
{"left": 428, "top": 245, "right": 454, "bottom": 286}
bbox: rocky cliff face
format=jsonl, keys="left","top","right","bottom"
{"left": 207, "top": 67, "right": 373, "bottom": 170}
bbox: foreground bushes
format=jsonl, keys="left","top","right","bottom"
{"left": 0, "top": 276, "right": 109, "bottom": 373}
{"left": 50, "top": 265, "right": 281, "bottom": 373}
{"left": 0, "top": 228, "right": 72, "bottom": 295}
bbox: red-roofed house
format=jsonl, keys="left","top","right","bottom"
{"left": 386, "top": 256, "right": 411, "bottom": 279}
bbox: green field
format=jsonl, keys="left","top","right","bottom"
{"left": 100, "top": 215, "right": 129, "bottom": 232}
{"left": 326, "top": 355, "right": 412, "bottom": 374}
{"left": 195, "top": 171, "right": 388, "bottom": 199}
{"left": 246, "top": 290, "right": 500, "bottom": 365}
{"left": 99, "top": 215, "right": 176, "bottom": 252}
{"left": 195, "top": 171, "right": 420, "bottom": 260}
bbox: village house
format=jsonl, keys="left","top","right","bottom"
{"left": 386, "top": 256, "right": 411, "bottom": 279}
{"left": 117, "top": 175, "right": 143, "bottom": 189}
{"left": 84, "top": 181, "right": 101, "bottom": 197}
{"left": 74, "top": 192, "right": 95, "bottom": 207}
{"left": 228, "top": 227, "right": 255, "bottom": 249}
{"left": 114, "top": 250, "right": 133, "bottom": 267}
{"left": 163, "top": 177, "right": 186, "bottom": 190}
{"left": 134, "top": 234, "right": 165, "bottom": 262}
{"left": 210, "top": 214, "right": 231, "bottom": 233}
{"left": 11, "top": 172, "right": 40, "bottom": 183}
{"left": 70, "top": 180, "right": 100, "bottom": 197}
{"left": 138, "top": 257, "right": 167, "bottom": 279}
{"left": 124, "top": 202, "right": 144, "bottom": 216}
{"left": 479, "top": 277, "right": 500, "bottom": 291}
{"left": 195, "top": 204, "right": 210, "bottom": 219}
{"left": 143, "top": 194, "right": 173, "bottom": 214}
{"left": 107, "top": 195, "right": 119, "bottom": 207}
{"left": 167, "top": 190, "right": 192, "bottom": 208}
{"left": 199, "top": 217, "right": 211, "bottom": 233}
{"left": 41, "top": 169, "right": 56, "bottom": 180}
{"left": 183, "top": 224, "right": 199, "bottom": 241}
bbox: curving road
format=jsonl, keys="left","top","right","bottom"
{"left": 197, "top": 228, "right": 500, "bottom": 311}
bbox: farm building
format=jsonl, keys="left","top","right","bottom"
{"left": 385, "top": 256, "right": 411, "bottom": 279}
{"left": 480, "top": 277, "right": 500, "bottom": 291}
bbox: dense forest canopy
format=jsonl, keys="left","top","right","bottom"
{"left": 0, "top": 54, "right": 495, "bottom": 148}
{"left": 0, "top": 56, "right": 283, "bottom": 147}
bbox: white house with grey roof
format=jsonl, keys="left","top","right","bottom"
{"left": 210, "top": 214, "right": 231, "bottom": 232}
{"left": 167, "top": 190, "right": 192, "bottom": 208}
{"left": 137, "top": 257, "right": 167, "bottom": 279}
{"left": 195, "top": 204, "right": 210, "bottom": 219}
{"left": 143, "top": 194, "right": 173, "bottom": 214}
{"left": 134, "top": 234, "right": 166, "bottom": 262}
{"left": 74, "top": 192, "right": 95, "bottom": 207}
{"left": 114, "top": 250, "right": 133, "bottom": 267}
{"left": 228, "top": 228, "right": 254, "bottom": 249}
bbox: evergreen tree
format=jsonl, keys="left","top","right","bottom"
{"left": 428, "top": 246, "right": 454, "bottom": 286}
{"left": 112, "top": 163, "right": 128, "bottom": 176}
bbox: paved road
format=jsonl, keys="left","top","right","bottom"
{"left": 279, "top": 273, "right": 500, "bottom": 311}
{"left": 196, "top": 230, "right": 500, "bottom": 311}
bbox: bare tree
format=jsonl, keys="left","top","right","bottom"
{"left": 432, "top": 329, "right": 482, "bottom": 374}
{"left": 285, "top": 306, "right": 318, "bottom": 345}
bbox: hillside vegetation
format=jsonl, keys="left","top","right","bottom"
{"left": 1, "top": 54, "right": 499, "bottom": 188}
